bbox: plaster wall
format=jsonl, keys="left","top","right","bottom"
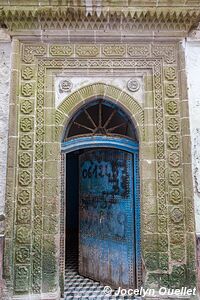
{"left": 185, "top": 41, "right": 200, "bottom": 235}
{"left": 0, "top": 41, "right": 11, "bottom": 216}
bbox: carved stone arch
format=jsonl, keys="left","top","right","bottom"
{"left": 55, "top": 83, "right": 144, "bottom": 142}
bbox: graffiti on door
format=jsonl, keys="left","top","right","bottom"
{"left": 79, "top": 149, "right": 135, "bottom": 288}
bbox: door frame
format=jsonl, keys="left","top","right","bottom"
{"left": 61, "top": 135, "right": 141, "bottom": 291}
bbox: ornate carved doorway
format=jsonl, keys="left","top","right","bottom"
{"left": 61, "top": 99, "right": 141, "bottom": 296}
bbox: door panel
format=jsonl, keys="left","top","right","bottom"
{"left": 79, "top": 149, "right": 135, "bottom": 288}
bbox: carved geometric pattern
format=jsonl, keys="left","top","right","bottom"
{"left": 170, "top": 208, "right": 184, "bottom": 224}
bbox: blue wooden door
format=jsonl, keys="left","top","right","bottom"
{"left": 79, "top": 149, "right": 135, "bottom": 288}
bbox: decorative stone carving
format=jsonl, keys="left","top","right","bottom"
{"left": 19, "top": 152, "right": 32, "bottom": 168}
{"left": 19, "top": 135, "right": 32, "bottom": 150}
{"left": 35, "top": 144, "right": 44, "bottom": 161}
{"left": 16, "top": 226, "right": 30, "bottom": 244}
{"left": 75, "top": 45, "right": 99, "bottom": 57}
{"left": 20, "top": 99, "right": 33, "bottom": 114}
{"left": 59, "top": 80, "right": 73, "bottom": 93}
{"left": 128, "top": 45, "right": 150, "bottom": 57}
{"left": 169, "top": 170, "right": 181, "bottom": 186}
{"left": 171, "top": 232, "right": 185, "bottom": 244}
{"left": 167, "top": 117, "right": 179, "bottom": 132}
{"left": 152, "top": 45, "right": 176, "bottom": 64}
{"left": 14, "top": 265, "right": 29, "bottom": 292}
{"left": 170, "top": 208, "right": 184, "bottom": 223}
{"left": 170, "top": 188, "right": 182, "bottom": 204}
{"left": 168, "top": 152, "right": 181, "bottom": 167}
{"left": 168, "top": 135, "right": 179, "bottom": 150}
{"left": 16, "top": 246, "right": 30, "bottom": 263}
{"left": 21, "top": 66, "right": 34, "bottom": 80}
{"left": 165, "top": 67, "right": 176, "bottom": 81}
{"left": 127, "top": 79, "right": 140, "bottom": 92}
{"left": 18, "top": 190, "right": 31, "bottom": 205}
{"left": 49, "top": 45, "right": 73, "bottom": 56}
{"left": 165, "top": 83, "right": 177, "bottom": 98}
{"left": 17, "top": 207, "right": 31, "bottom": 224}
{"left": 4, "top": 40, "right": 193, "bottom": 295}
{"left": 23, "top": 44, "right": 47, "bottom": 63}
{"left": 102, "top": 45, "right": 126, "bottom": 56}
{"left": 20, "top": 117, "right": 33, "bottom": 132}
{"left": 21, "top": 83, "right": 33, "bottom": 97}
{"left": 18, "top": 171, "right": 32, "bottom": 186}
{"left": 166, "top": 100, "right": 178, "bottom": 115}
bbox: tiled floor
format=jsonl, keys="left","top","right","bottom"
{"left": 64, "top": 239, "right": 141, "bottom": 300}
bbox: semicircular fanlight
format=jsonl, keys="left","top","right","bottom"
{"left": 63, "top": 100, "right": 137, "bottom": 141}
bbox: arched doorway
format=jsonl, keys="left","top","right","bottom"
{"left": 61, "top": 99, "right": 141, "bottom": 296}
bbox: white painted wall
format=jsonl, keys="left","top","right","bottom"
{"left": 0, "top": 41, "right": 11, "bottom": 216}
{"left": 185, "top": 40, "right": 200, "bottom": 235}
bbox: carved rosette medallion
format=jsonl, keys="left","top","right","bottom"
{"left": 127, "top": 79, "right": 140, "bottom": 92}
{"left": 59, "top": 80, "right": 73, "bottom": 93}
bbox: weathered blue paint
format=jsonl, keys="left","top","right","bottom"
{"left": 62, "top": 135, "right": 141, "bottom": 288}
{"left": 79, "top": 149, "right": 135, "bottom": 288}
{"left": 61, "top": 135, "right": 139, "bottom": 154}
{"left": 134, "top": 152, "right": 142, "bottom": 286}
